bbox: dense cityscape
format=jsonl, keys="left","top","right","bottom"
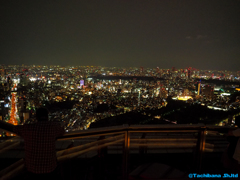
{"left": 0, "top": 64, "right": 240, "bottom": 136}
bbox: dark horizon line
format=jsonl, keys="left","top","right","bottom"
{"left": 0, "top": 63, "right": 238, "bottom": 72}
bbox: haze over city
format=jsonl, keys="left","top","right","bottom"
{"left": 1, "top": 0, "right": 240, "bottom": 71}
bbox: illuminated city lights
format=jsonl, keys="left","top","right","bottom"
{"left": 0, "top": 65, "right": 239, "bottom": 132}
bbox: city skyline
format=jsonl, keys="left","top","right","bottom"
{"left": 1, "top": 0, "right": 240, "bottom": 71}
{"left": 1, "top": 63, "right": 240, "bottom": 131}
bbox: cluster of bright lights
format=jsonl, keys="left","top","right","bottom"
{"left": 176, "top": 96, "right": 192, "bottom": 101}
{"left": 221, "top": 93, "right": 231, "bottom": 96}
{"left": 207, "top": 106, "right": 228, "bottom": 111}
{"left": 29, "top": 77, "right": 37, "bottom": 81}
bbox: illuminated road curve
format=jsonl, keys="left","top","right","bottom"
{"left": 8, "top": 84, "right": 18, "bottom": 126}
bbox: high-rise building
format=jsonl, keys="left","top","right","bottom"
{"left": 202, "top": 85, "right": 214, "bottom": 97}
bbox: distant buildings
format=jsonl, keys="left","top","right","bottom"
{"left": 0, "top": 64, "right": 239, "bottom": 134}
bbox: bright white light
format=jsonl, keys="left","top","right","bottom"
{"left": 29, "top": 77, "right": 37, "bottom": 81}
{"left": 221, "top": 93, "right": 231, "bottom": 96}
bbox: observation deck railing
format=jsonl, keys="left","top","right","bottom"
{"left": 0, "top": 124, "right": 233, "bottom": 180}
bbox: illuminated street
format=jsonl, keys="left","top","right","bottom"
{"left": 8, "top": 84, "right": 18, "bottom": 126}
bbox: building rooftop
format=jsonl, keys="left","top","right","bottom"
{"left": 0, "top": 124, "right": 233, "bottom": 179}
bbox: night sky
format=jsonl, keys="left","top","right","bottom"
{"left": 1, "top": 0, "right": 240, "bottom": 71}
